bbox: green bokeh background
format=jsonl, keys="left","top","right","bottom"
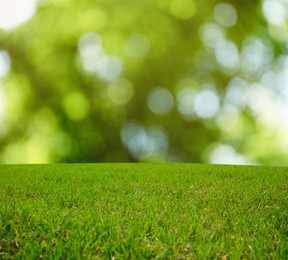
{"left": 1, "top": 0, "right": 288, "bottom": 165}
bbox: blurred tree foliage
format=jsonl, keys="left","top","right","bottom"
{"left": 1, "top": 0, "right": 288, "bottom": 165}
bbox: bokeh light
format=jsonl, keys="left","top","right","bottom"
{"left": 214, "top": 3, "right": 237, "bottom": 27}
{"left": 262, "top": 0, "right": 286, "bottom": 26}
{"left": 241, "top": 37, "right": 273, "bottom": 79}
{"left": 224, "top": 77, "right": 249, "bottom": 109}
{"left": 209, "top": 144, "right": 247, "bottom": 165}
{"left": 147, "top": 87, "right": 174, "bottom": 115}
{"left": 215, "top": 39, "right": 239, "bottom": 73}
{"left": 216, "top": 104, "right": 240, "bottom": 132}
{"left": 1, "top": 0, "right": 288, "bottom": 165}
{"left": 121, "top": 121, "right": 168, "bottom": 160}
{"left": 194, "top": 88, "right": 220, "bottom": 119}
{"left": 62, "top": 92, "right": 90, "bottom": 121}
{"left": 78, "top": 33, "right": 103, "bottom": 64}
{"left": 96, "top": 56, "right": 123, "bottom": 81}
{"left": 0, "top": 51, "right": 11, "bottom": 78}
{"left": 169, "top": 0, "right": 197, "bottom": 20}
{"left": 108, "top": 78, "right": 134, "bottom": 105}
{"left": 124, "top": 33, "right": 151, "bottom": 58}
{"left": 200, "top": 23, "right": 226, "bottom": 48}
{"left": 0, "top": 0, "right": 37, "bottom": 30}
{"left": 177, "top": 88, "right": 196, "bottom": 118}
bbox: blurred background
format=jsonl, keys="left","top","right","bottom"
{"left": 0, "top": 0, "right": 288, "bottom": 165}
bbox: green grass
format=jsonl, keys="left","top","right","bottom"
{"left": 0, "top": 163, "right": 287, "bottom": 259}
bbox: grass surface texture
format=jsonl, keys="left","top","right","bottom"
{"left": 0, "top": 163, "right": 287, "bottom": 259}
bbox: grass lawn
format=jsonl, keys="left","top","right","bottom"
{"left": 0, "top": 163, "right": 287, "bottom": 259}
